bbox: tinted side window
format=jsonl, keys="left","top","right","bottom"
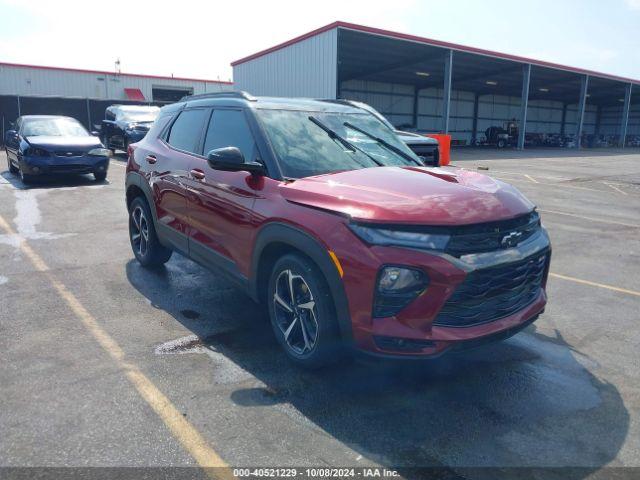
{"left": 167, "top": 109, "right": 208, "bottom": 154}
{"left": 203, "top": 109, "right": 257, "bottom": 161}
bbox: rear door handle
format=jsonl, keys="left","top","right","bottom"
{"left": 145, "top": 155, "right": 157, "bottom": 164}
{"left": 190, "top": 169, "right": 205, "bottom": 180}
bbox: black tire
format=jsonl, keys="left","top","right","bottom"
{"left": 129, "top": 196, "right": 172, "bottom": 267}
{"left": 497, "top": 139, "right": 506, "bottom": 149}
{"left": 19, "top": 166, "right": 33, "bottom": 184}
{"left": 267, "top": 253, "right": 342, "bottom": 368}
{"left": 7, "top": 150, "right": 18, "bottom": 174}
{"left": 94, "top": 171, "right": 107, "bottom": 182}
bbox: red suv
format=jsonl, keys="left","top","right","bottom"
{"left": 125, "top": 92, "right": 550, "bottom": 368}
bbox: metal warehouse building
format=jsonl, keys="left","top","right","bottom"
{"left": 233, "top": 21, "right": 639, "bottom": 149}
{"left": 0, "top": 62, "right": 233, "bottom": 138}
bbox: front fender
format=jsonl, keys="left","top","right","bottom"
{"left": 250, "top": 222, "right": 353, "bottom": 345}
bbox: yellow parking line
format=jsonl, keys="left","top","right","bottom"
{"left": 550, "top": 273, "right": 640, "bottom": 297}
{"left": 539, "top": 209, "right": 639, "bottom": 228}
{"left": 524, "top": 174, "right": 539, "bottom": 184}
{"left": 0, "top": 214, "right": 232, "bottom": 479}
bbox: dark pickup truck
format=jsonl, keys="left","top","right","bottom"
{"left": 101, "top": 105, "right": 159, "bottom": 153}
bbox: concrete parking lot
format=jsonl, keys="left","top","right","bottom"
{"left": 0, "top": 148, "right": 639, "bottom": 478}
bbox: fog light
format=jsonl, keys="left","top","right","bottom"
{"left": 373, "top": 266, "right": 428, "bottom": 317}
{"left": 98, "top": 165, "right": 105, "bottom": 171}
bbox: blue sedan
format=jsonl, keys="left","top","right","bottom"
{"left": 4, "top": 115, "right": 111, "bottom": 184}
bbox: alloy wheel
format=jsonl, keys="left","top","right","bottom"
{"left": 273, "top": 269, "right": 319, "bottom": 355}
{"left": 130, "top": 205, "right": 150, "bottom": 258}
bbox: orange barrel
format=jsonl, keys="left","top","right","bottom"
{"left": 425, "top": 134, "right": 451, "bottom": 166}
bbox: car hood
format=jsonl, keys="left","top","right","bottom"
{"left": 396, "top": 131, "right": 439, "bottom": 145}
{"left": 25, "top": 136, "right": 103, "bottom": 150}
{"left": 280, "top": 166, "right": 535, "bottom": 225}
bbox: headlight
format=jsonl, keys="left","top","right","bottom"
{"left": 88, "top": 148, "right": 111, "bottom": 157}
{"left": 24, "top": 147, "right": 50, "bottom": 157}
{"left": 349, "top": 224, "right": 450, "bottom": 250}
{"left": 374, "top": 266, "right": 429, "bottom": 317}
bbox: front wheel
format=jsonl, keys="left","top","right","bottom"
{"left": 19, "top": 166, "right": 33, "bottom": 184}
{"left": 267, "top": 253, "right": 342, "bottom": 368}
{"left": 7, "top": 151, "right": 18, "bottom": 174}
{"left": 129, "top": 197, "right": 172, "bottom": 267}
{"left": 94, "top": 171, "right": 107, "bottom": 182}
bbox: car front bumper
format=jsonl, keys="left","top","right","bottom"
{"left": 341, "top": 228, "right": 551, "bottom": 358}
{"left": 20, "top": 155, "right": 109, "bottom": 176}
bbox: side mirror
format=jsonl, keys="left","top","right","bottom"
{"left": 207, "top": 147, "right": 265, "bottom": 175}
{"left": 5, "top": 130, "right": 18, "bottom": 143}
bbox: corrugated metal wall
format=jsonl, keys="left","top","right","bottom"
{"left": 0, "top": 64, "right": 232, "bottom": 101}
{"left": 340, "top": 78, "right": 603, "bottom": 143}
{"left": 233, "top": 29, "right": 337, "bottom": 98}
{"left": 600, "top": 104, "right": 640, "bottom": 135}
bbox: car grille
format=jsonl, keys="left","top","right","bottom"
{"left": 433, "top": 249, "right": 549, "bottom": 328}
{"left": 445, "top": 211, "right": 541, "bottom": 257}
{"left": 407, "top": 144, "right": 437, "bottom": 157}
{"left": 48, "top": 165, "right": 94, "bottom": 173}
{"left": 54, "top": 151, "right": 85, "bottom": 157}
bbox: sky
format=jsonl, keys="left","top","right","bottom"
{"left": 0, "top": 0, "right": 638, "bottom": 82}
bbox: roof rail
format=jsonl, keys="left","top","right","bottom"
{"left": 179, "top": 91, "right": 256, "bottom": 102}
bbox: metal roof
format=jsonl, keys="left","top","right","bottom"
{"left": 231, "top": 21, "right": 639, "bottom": 87}
{"left": 0, "top": 61, "right": 233, "bottom": 85}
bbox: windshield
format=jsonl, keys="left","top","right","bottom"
{"left": 116, "top": 107, "right": 159, "bottom": 123}
{"left": 256, "top": 110, "right": 421, "bottom": 179}
{"left": 22, "top": 117, "right": 89, "bottom": 137}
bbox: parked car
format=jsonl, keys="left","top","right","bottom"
{"left": 394, "top": 130, "right": 440, "bottom": 166}
{"left": 125, "top": 92, "right": 550, "bottom": 368}
{"left": 322, "top": 99, "right": 440, "bottom": 166}
{"left": 4, "top": 115, "right": 110, "bottom": 183}
{"left": 101, "top": 105, "right": 160, "bottom": 153}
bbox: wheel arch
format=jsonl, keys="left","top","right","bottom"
{"left": 125, "top": 172, "right": 158, "bottom": 224}
{"left": 250, "top": 223, "right": 353, "bottom": 346}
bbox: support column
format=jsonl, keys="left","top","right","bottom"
{"left": 594, "top": 106, "right": 602, "bottom": 139}
{"left": 576, "top": 75, "right": 589, "bottom": 149}
{"left": 472, "top": 93, "right": 480, "bottom": 144}
{"left": 442, "top": 50, "right": 453, "bottom": 133}
{"left": 518, "top": 64, "right": 531, "bottom": 150}
{"left": 620, "top": 83, "right": 632, "bottom": 148}
{"left": 412, "top": 86, "right": 419, "bottom": 129}
{"left": 560, "top": 103, "right": 567, "bottom": 136}
{"left": 17, "top": 96, "right": 21, "bottom": 116}
{"left": 86, "top": 98, "right": 92, "bottom": 131}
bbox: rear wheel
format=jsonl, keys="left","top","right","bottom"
{"left": 267, "top": 253, "right": 342, "bottom": 368}
{"left": 129, "top": 197, "right": 172, "bottom": 267}
{"left": 94, "top": 171, "right": 107, "bottom": 182}
{"left": 497, "top": 139, "right": 507, "bottom": 148}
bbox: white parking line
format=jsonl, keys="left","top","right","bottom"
{"left": 603, "top": 183, "right": 628, "bottom": 195}
{"left": 539, "top": 209, "right": 639, "bottom": 228}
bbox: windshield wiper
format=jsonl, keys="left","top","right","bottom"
{"left": 308, "top": 116, "right": 383, "bottom": 167}
{"left": 343, "top": 122, "right": 422, "bottom": 166}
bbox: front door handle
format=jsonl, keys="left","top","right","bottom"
{"left": 190, "top": 168, "right": 205, "bottom": 180}
{"left": 145, "top": 155, "right": 157, "bottom": 164}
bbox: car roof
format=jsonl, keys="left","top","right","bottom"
{"left": 165, "top": 92, "right": 369, "bottom": 115}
